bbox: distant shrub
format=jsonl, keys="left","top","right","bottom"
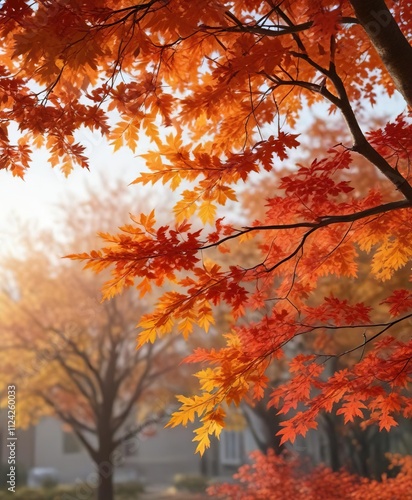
{"left": 0, "top": 482, "right": 144, "bottom": 500}
{"left": 41, "top": 476, "right": 58, "bottom": 489}
{"left": 115, "top": 481, "right": 145, "bottom": 498}
{"left": 0, "top": 487, "right": 57, "bottom": 500}
{"left": 174, "top": 473, "right": 209, "bottom": 492}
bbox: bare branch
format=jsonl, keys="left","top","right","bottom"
{"left": 112, "top": 415, "right": 164, "bottom": 450}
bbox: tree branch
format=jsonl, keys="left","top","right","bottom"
{"left": 210, "top": 15, "right": 359, "bottom": 39}
{"left": 50, "top": 326, "right": 105, "bottom": 395}
{"left": 310, "top": 312, "right": 412, "bottom": 359}
{"left": 325, "top": 63, "right": 412, "bottom": 201}
{"left": 350, "top": 0, "right": 412, "bottom": 107}
{"left": 53, "top": 352, "right": 100, "bottom": 418}
{"left": 200, "top": 199, "right": 412, "bottom": 251}
{"left": 112, "top": 415, "right": 164, "bottom": 450}
{"left": 40, "top": 392, "right": 98, "bottom": 461}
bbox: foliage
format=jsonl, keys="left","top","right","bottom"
{"left": 208, "top": 450, "right": 412, "bottom": 500}
{"left": 1, "top": 0, "right": 412, "bottom": 457}
{"left": 0, "top": 483, "right": 144, "bottom": 500}
{"left": 174, "top": 474, "right": 209, "bottom": 493}
{"left": 40, "top": 477, "right": 58, "bottom": 490}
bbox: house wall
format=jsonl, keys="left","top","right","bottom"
{"left": 127, "top": 424, "right": 204, "bottom": 484}
{"left": 33, "top": 417, "right": 94, "bottom": 484}
{"left": 0, "top": 410, "right": 35, "bottom": 484}
{"left": 203, "top": 428, "right": 252, "bottom": 479}
{"left": 5, "top": 415, "right": 204, "bottom": 486}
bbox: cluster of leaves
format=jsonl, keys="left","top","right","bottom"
{"left": 1, "top": 0, "right": 412, "bottom": 456}
{"left": 208, "top": 450, "right": 412, "bottom": 499}
{"left": 73, "top": 150, "right": 412, "bottom": 451}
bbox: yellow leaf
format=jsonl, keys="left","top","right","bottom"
{"left": 178, "top": 316, "right": 194, "bottom": 338}
{"left": 198, "top": 201, "right": 217, "bottom": 225}
{"left": 137, "top": 316, "right": 158, "bottom": 345}
{"left": 372, "top": 239, "right": 412, "bottom": 281}
{"left": 173, "top": 198, "right": 198, "bottom": 222}
{"left": 195, "top": 368, "right": 220, "bottom": 392}
{"left": 193, "top": 429, "right": 211, "bottom": 455}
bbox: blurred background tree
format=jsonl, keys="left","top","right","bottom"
{"left": 0, "top": 184, "right": 189, "bottom": 500}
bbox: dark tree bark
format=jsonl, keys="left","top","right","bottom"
{"left": 96, "top": 449, "right": 115, "bottom": 500}
{"left": 350, "top": 0, "right": 412, "bottom": 107}
{"left": 243, "top": 396, "right": 285, "bottom": 454}
{"left": 321, "top": 414, "right": 341, "bottom": 472}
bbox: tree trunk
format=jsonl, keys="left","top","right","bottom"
{"left": 322, "top": 414, "right": 341, "bottom": 472}
{"left": 95, "top": 425, "right": 115, "bottom": 500}
{"left": 350, "top": 0, "right": 412, "bottom": 107}
{"left": 97, "top": 470, "right": 114, "bottom": 500}
{"left": 243, "top": 402, "right": 284, "bottom": 454}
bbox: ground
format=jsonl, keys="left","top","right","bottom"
{"left": 140, "top": 485, "right": 209, "bottom": 499}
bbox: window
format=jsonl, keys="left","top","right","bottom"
{"left": 219, "top": 430, "right": 243, "bottom": 465}
{"left": 62, "top": 430, "right": 82, "bottom": 454}
{"left": 120, "top": 426, "right": 139, "bottom": 457}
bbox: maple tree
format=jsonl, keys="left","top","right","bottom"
{"left": 0, "top": 188, "right": 186, "bottom": 500}
{"left": 232, "top": 117, "right": 412, "bottom": 475}
{"left": 208, "top": 449, "right": 412, "bottom": 499}
{"left": 1, "top": 0, "right": 412, "bottom": 462}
